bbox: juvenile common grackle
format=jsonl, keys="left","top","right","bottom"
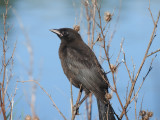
{"left": 50, "top": 28, "right": 117, "bottom": 120}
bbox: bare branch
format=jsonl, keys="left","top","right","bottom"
{"left": 0, "top": 0, "right": 10, "bottom": 119}
{"left": 71, "top": 84, "right": 82, "bottom": 120}
{"left": 84, "top": 0, "right": 91, "bottom": 45}
{"left": 90, "top": 0, "right": 96, "bottom": 49}
{"left": 70, "top": 80, "right": 74, "bottom": 118}
{"left": 116, "top": 38, "right": 124, "bottom": 65}
{"left": 148, "top": 0, "right": 155, "bottom": 25}
{"left": 17, "top": 80, "right": 67, "bottom": 120}
{"left": 134, "top": 94, "right": 137, "bottom": 120}
{"left": 120, "top": 10, "right": 160, "bottom": 119}
{"left": 122, "top": 48, "right": 132, "bottom": 82}
{"left": 130, "top": 55, "right": 156, "bottom": 103}
{"left": 88, "top": 94, "right": 92, "bottom": 120}
{"left": 147, "top": 48, "right": 160, "bottom": 57}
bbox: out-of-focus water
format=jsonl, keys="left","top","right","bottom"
{"left": 0, "top": 0, "right": 160, "bottom": 119}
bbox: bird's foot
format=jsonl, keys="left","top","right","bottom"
{"left": 73, "top": 104, "right": 80, "bottom": 115}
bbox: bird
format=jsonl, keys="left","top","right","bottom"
{"left": 50, "top": 28, "right": 117, "bottom": 120}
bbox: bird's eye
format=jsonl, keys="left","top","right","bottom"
{"left": 62, "top": 31, "right": 69, "bottom": 37}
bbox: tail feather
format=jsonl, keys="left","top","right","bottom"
{"left": 97, "top": 98, "right": 116, "bottom": 120}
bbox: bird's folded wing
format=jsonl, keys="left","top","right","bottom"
{"left": 66, "top": 47, "right": 108, "bottom": 102}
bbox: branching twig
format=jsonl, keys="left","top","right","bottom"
{"left": 96, "top": 2, "right": 128, "bottom": 119}
{"left": 0, "top": 0, "right": 10, "bottom": 119}
{"left": 147, "top": 48, "right": 160, "bottom": 57}
{"left": 120, "top": 9, "right": 160, "bottom": 119}
{"left": 130, "top": 55, "right": 156, "bottom": 103}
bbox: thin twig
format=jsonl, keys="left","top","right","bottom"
{"left": 148, "top": 0, "right": 155, "bottom": 25}
{"left": 10, "top": 98, "right": 14, "bottom": 120}
{"left": 71, "top": 84, "right": 82, "bottom": 120}
{"left": 96, "top": 3, "right": 128, "bottom": 119}
{"left": 134, "top": 95, "right": 137, "bottom": 120}
{"left": 84, "top": 0, "right": 91, "bottom": 45}
{"left": 120, "top": 10, "right": 160, "bottom": 119}
{"left": 147, "top": 48, "right": 160, "bottom": 57}
{"left": 17, "top": 80, "right": 67, "bottom": 120}
{"left": 0, "top": 0, "right": 10, "bottom": 119}
{"left": 138, "top": 96, "right": 144, "bottom": 120}
{"left": 88, "top": 94, "right": 92, "bottom": 120}
{"left": 9, "top": 83, "right": 17, "bottom": 120}
{"left": 6, "top": 41, "right": 17, "bottom": 66}
{"left": 106, "top": 47, "right": 128, "bottom": 120}
{"left": 116, "top": 38, "right": 124, "bottom": 65}
{"left": 122, "top": 48, "right": 132, "bottom": 82}
{"left": 108, "top": 0, "right": 121, "bottom": 43}
{"left": 130, "top": 55, "right": 156, "bottom": 103}
{"left": 125, "top": 81, "right": 130, "bottom": 103}
{"left": 85, "top": 98, "right": 89, "bottom": 120}
{"left": 70, "top": 80, "right": 74, "bottom": 118}
{"left": 131, "top": 57, "right": 136, "bottom": 81}
{"left": 90, "top": 0, "right": 96, "bottom": 49}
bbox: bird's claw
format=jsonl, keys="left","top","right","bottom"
{"left": 73, "top": 104, "right": 80, "bottom": 115}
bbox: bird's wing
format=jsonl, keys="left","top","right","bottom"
{"left": 66, "top": 46, "right": 108, "bottom": 102}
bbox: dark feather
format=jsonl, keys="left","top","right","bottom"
{"left": 50, "top": 28, "right": 117, "bottom": 120}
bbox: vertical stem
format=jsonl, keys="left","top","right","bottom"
{"left": 88, "top": 94, "right": 92, "bottom": 120}
{"left": 0, "top": 1, "right": 9, "bottom": 120}
{"left": 90, "top": 0, "right": 96, "bottom": 49}
{"left": 85, "top": 1, "right": 91, "bottom": 45}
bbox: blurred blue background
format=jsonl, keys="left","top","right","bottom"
{"left": 0, "top": 0, "right": 160, "bottom": 120}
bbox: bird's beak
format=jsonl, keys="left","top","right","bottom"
{"left": 49, "top": 29, "right": 63, "bottom": 37}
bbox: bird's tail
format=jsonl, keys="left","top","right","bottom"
{"left": 97, "top": 98, "right": 116, "bottom": 120}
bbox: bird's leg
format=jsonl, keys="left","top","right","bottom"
{"left": 73, "top": 85, "right": 90, "bottom": 115}
{"left": 73, "top": 93, "right": 89, "bottom": 115}
{"left": 77, "top": 93, "right": 89, "bottom": 107}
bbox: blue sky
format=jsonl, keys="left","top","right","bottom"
{"left": 0, "top": 0, "right": 160, "bottom": 119}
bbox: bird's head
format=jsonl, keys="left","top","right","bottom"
{"left": 50, "top": 28, "right": 82, "bottom": 43}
